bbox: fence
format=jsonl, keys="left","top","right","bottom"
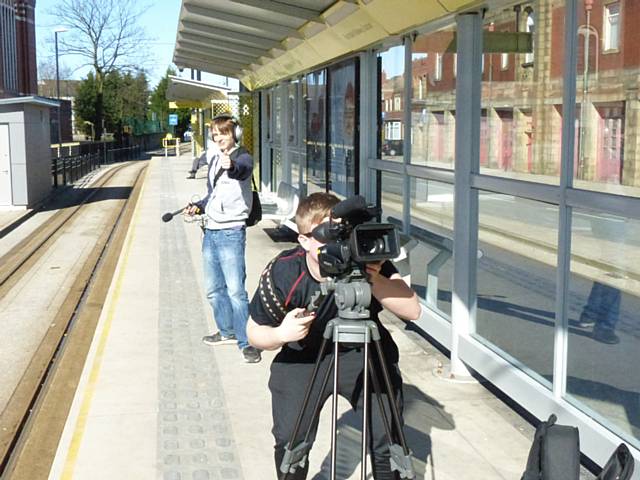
{"left": 51, "top": 144, "right": 141, "bottom": 188}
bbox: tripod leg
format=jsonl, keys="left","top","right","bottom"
{"left": 330, "top": 341, "right": 340, "bottom": 480}
{"left": 281, "top": 337, "right": 332, "bottom": 477}
{"left": 372, "top": 340, "right": 415, "bottom": 479}
{"left": 361, "top": 342, "right": 370, "bottom": 480}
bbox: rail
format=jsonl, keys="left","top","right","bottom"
{"left": 50, "top": 144, "right": 141, "bottom": 188}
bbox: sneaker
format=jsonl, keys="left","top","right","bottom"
{"left": 186, "top": 172, "right": 196, "bottom": 179}
{"left": 202, "top": 332, "right": 237, "bottom": 346}
{"left": 592, "top": 327, "right": 620, "bottom": 345}
{"left": 576, "top": 314, "right": 596, "bottom": 328}
{"left": 242, "top": 346, "right": 262, "bottom": 363}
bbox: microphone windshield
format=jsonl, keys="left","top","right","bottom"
{"left": 331, "top": 195, "right": 367, "bottom": 219}
{"left": 161, "top": 212, "right": 174, "bottom": 222}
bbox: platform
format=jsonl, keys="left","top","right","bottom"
{"left": 36, "top": 153, "right": 582, "bottom": 480}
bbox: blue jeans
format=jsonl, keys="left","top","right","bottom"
{"left": 202, "top": 227, "right": 249, "bottom": 349}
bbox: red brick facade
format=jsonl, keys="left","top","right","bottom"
{"left": 0, "top": 0, "right": 37, "bottom": 98}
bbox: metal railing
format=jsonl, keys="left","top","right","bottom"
{"left": 51, "top": 144, "right": 141, "bottom": 188}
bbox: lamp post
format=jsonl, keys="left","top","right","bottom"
{"left": 54, "top": 27, "right": 68, "bottom": 161}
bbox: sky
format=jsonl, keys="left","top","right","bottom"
{"left": 35, "top": 0, "right": 183, "bottom": 89}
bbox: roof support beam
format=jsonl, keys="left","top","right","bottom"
{"left": 177, "top": 41, "right": 260, "bottom": 63}
{"left": 179, "top": 20, "right": 283, "bottom": 49}
{"left": 175, "top": 49, "right": 253, "bottom": 69}
{"left": 174, "top": 56, "right": 243, "bottom": 78}
{"left": 179, "top": 32, "right": 273, "bottom": 58}
{"left": 229, "top": 0, "right": 320, "bottom": 22}
{"left": 183, "top": 3, "right": 301, "bottom": 38}
{"left": 175, "top": 51, "right": 251, "bottom": 70}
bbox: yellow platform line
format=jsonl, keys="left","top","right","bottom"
{"left": 60, "top": 181, "right": 146, "bottom": 479}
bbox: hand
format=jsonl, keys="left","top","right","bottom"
{"left": 220, "top": 153, "right": 233, "bottom": 169}
{"left": 185, "top": 203, "right": 201, "bottom": 216}
{"left": 276, "top": 308, "right": 315, "bottom": 344}
{"left": 365, "top": 261, "right": 384, "bottom": 283}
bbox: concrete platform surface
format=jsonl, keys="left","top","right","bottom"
{"left": 39, "top": 153, "right": 577, "bottom": 480}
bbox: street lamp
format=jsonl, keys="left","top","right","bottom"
{"left": 54, "top": 27, "right": 68, "bottom": 157}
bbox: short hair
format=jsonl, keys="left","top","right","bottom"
{"left": 211, "top": 116, "right": 236, "bottom": 137}
{"left": 295, "top": 192, "right": 340, "bottom": 234}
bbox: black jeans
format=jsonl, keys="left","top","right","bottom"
{"left": 269, "top": 348, "right": 404, "bottom": 480}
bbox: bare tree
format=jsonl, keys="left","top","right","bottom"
{"left": 37, "top": 56, "right": 73, "bottom": 83}
{"left": 50, "top": 0, "right": 151, "bottom": 140}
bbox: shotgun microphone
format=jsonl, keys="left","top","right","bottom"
{"left": 162, "top": 208, "right": 187, "bottom": 223}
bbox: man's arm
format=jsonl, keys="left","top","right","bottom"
{"left": 367, "top": 264, "right": 421, "bottom": 321}
{"left": 227, "top": 150, "right": 253, "bottom": 180}
{"left": 247, "top": 309, "right": 315, "bottom": 350}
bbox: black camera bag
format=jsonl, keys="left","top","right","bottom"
{"left": 521, "top": 414, "right": 580, "bottom": 480}
{"left": 596, "top": 443, "right": 634, "bottom": 480}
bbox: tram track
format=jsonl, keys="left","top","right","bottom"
{"left": 0, "top": 161, "right": 148, "bottom": 479}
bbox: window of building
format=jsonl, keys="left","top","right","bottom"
{"left": 453, "top": 53, "right": 457, "bottom": 77}
{"left": 603, "top": 2, "right": 620, "bottom": 51}
{"left": 501, "top": 52, "right": 509, "bottom": 70}
{"left": 434, "top": 53, "right": 443, "bottom": 81}
{"left": 393, "top": 94, "right": 401, "bottom": 111}
{"left": 525, "top": 11, "right": 535, "bottom": 64}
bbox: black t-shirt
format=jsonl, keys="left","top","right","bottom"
{"left": 249, "top": 246, "right": 400, "bottom": 365}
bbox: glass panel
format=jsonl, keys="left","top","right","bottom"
{"left": 272, "top": 148, "right": 282, "bottom": 190}
{"left": 328, "top": 60, "right": 358, "bottom": 198}
{"left": 305, "top": 70, "right": 327, "bottom": 193}
{"left": 379, "top": 45, "right": 405, "bottom": 162}
{"left": 290, "top": 152, "right": 300, "bottom": 188}
{"left": 274, "top": 87, "right": 282, "bottom": 142}
{"left": 475, "top": 192, "right": 558, "bottom": 386}
{"left": 481, "top": 2, "right": 565, "bottom": 185}
{"left": 574, "top": 2, "right": 639, "bottom": 198}
{"left": 566, "top": 210, "right": 640, "bottom": 448}
{"left": 409, "top": 178, "right": 454, "bottom": 317}
{"left": 287, "top": 82, "right": 297, "bottom": 145}
{"left": 265, "top": 91, "right": 272, "bottom": 142}
{"left": 379, "top": 171, "right": 403, "bottom": 226}
{"left": 411, "top": 22, "right": 457, "bottom": 168}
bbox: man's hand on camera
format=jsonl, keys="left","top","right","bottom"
{"left": 365, "top": 261, "right": 384, "bottom": 284}
{"left": 277, "top": 308, "right": 315, "bottom": 343}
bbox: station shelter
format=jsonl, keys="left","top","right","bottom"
{"left": 172, "top": 0, "right": 640, "bottom": 472}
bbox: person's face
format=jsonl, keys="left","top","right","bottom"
{"left": 211, "top": 126, "right": 235, "bottom": 152}
{"left": 298, "top": 218, "right": 328, "bottom": 265}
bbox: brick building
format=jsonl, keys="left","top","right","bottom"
{"left": 0, "top": 0, "right": 37, "bottom": 98}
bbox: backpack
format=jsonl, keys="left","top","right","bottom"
{"left": 246, "top": 176, "right": 262, "bottom": 227}
{"left": 521, "top": 414, "right": 580, "bottom": 480}
{"left": 596, "top": 443, "right": 634, "bottom": 480}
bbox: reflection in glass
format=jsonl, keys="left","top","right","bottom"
{"left": 409, "top": 178, "right": 454, "bottom": 317}
{"left": 305, "top": 70, "right": 327, "bottom": 193}
{"left": 574, "top": 1, "right": 639, "bottom": 198}
{"left": 475, "top": 191, "right": 558, "bottom": 386}
{"left": 328, "top": 60, "right": 358, "bottom": 198}
{"left": 411, "top": 24, "right": 457, "bottom": 168}
{"left": 272, "top": 149, "right": 282, "bottom": 190}
{"left": 480, "top": 2, "right": 565, "bottom": 184}
{"left": 287, "top": 82, "right": 297, "bottom": 145}
{"left": 567, "top": 210, "right": 640, "bottom": 447}
{"left": 379, "top": 45, "right": 405, "bottom": 162}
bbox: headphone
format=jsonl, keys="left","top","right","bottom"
{"left": 212, "top": 114, "right": 243, "bottom": 143}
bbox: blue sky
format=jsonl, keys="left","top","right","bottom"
{"left": 35, "top": 0, "right": 182, "bottom": 88}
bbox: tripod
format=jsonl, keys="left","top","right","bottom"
{"left": 280, "top": 277, "right": 415, "bottom": 480}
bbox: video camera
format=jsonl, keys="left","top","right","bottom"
{"left": 310, "top": 195, "right": 400, "bottom": 278}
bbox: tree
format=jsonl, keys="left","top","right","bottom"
{"left": 74, "top": 70, "right": 149, "bottom": 141}
{"left": 149, "top": 68, "right": 191, "bottom": 136}
{"left": 51, "top": 0, "right": 150, "bottom": 140}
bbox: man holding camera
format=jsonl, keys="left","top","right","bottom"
{"left": 247, "top": 192, "right": 421, "bottom": 479}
